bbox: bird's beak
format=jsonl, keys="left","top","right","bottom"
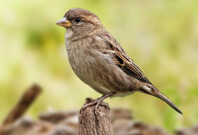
{"left": 56, "top": 17, "right": 72, "bottom": 28}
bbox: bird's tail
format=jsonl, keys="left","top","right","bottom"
{"left": 141, "top": 85, "right": 183, "bottom": 114}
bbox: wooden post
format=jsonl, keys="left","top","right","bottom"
{"left": 79, "top": 98, "right": 113, "bottom": 135}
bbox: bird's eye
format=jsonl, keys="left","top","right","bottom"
{"left": 75, "top": 17, "right": 81, "bottom": 23}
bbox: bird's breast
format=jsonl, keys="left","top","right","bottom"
{"left": 65, "top": 36, "right": 136, "bottom": 95}
{"left": 66, "top": 37, "right": 103, "bottom": 87}
{"left": 66, "top": 37, "right": 118, "bottom": 94}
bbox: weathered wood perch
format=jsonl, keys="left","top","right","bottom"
{"left": 78, "top": 98, "right": 113, "bottom": 135}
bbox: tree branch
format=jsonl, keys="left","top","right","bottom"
{"left": 2, "top": 84, "right": 42, "bottom": 126}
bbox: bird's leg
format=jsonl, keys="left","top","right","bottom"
{"left": 94, "top": 92, "right": 115, "bottom": 111}
{"left": 81, "top": 92, "right": 115, "bottom": 112}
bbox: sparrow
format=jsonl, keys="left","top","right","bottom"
{"left": 56, "top": 8, "right": 182, "bottom": 114}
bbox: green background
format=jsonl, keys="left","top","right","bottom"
{"left": 0, "top": 0, "right": 198, "bottom": 131}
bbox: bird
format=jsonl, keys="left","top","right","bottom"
{"left": 56, "top": 8, "right": 182, "bottom": 114}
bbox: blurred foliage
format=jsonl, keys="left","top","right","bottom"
{"left": 0, "top": 0, "right": 198, "bottom": 131}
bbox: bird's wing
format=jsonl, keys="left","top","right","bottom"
{"left": 103, "top": 36, "right": 151, "bottom": 84}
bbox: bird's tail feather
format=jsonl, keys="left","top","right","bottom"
{"left": 141, "top": 85, "right": 183, "bottom": 114}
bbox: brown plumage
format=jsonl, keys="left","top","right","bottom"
{"left": 56, "top": 8, "right": 182, "bottom": 114}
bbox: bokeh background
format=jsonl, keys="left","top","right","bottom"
{"left": 0, "top": 0, "right": 198, "bottom": 132}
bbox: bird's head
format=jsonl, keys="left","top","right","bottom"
{"left": 56, "top": 8, "right": 102, "bottom": 38}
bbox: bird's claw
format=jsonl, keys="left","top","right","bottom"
{"left": 80, "top": 97, "right": 110, "bottom": 114}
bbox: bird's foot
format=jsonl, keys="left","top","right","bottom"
{"left": 80, "top": 97, "right": 109, "bottom": 111}
{"left": 80, "top": 92, "right": 115, "bottom": 114}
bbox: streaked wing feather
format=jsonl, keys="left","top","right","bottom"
{"left": 122, "top": 59, "right": 151, "bottom": 83}
{"left": 104, "top": 38, "right": 151, "bottom": 84}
